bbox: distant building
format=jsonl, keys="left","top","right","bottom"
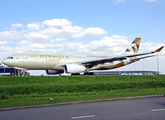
{"left": 92, "top": 70, "right": 159, "bottom": 75}
{"left": 0, "top": 64, "right": 30, "bottom": 76}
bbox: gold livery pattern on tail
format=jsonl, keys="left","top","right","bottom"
{"left": 125, "top": 38, "right": 141, "bottom": 53}
{"left": 125, "top": 38, "right": 141, "bottom": 58}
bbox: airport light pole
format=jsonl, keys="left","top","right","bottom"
{"left": 157, "top": 53, "right": 159, "bottom": 75}
{"left": 147, "top": 64, "right": 149, "bottom": 75}
{"left": 4, "top": 66, "right": 5, "bottom": 76}
{"left": 4, "top": 57, "right": 5, "bottom": 76}
{"left": 143, "top": 59, "right": 144, "bottom": 71}
{"left": 15, "top": 69, "right": 16, "bottom": 76}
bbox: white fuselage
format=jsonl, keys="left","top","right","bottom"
{"left": 2, "top": 53, "right": 132, "bottom": 71}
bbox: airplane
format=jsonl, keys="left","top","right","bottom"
{"left": 2, "top": 38, "right": 164, "bottom": 75}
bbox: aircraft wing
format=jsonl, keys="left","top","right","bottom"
{"left": 58, "top": 46, "right": 164, "bottom": 68}
{"left": 78, "top": 46, "right": 164, "bottom": 68}
{"left": 130, "top": 55, "right": 156, "bottom": 62}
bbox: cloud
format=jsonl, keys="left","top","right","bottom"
{"left": 8, "top": 40, "right": 14, "bottom": 44}
{"left": 43, "top": 19, "right": 72, "bottom": 27}
{"left": 3, "top": 34, "right": 164, "bottom": 57}
{"left": 0, "top": 30, "right": 22, "bottom": 40}
{"left": 0, "top": 41, "right": 7, "bottom": 45}
{"left": 25, "top": 32, "right": 50, "bottom": 43}
{"left": 30, "top": 43, "right": 46, "bottom": 49}
{"left": 25, "top": 19, "right": 107, "bottom": 42}
{"left": 0, "top": 18, "right": 107, "bottom": 43}
{"left": 40, "top": 25, "right": 84, "bottom": 37}
{"left": 115, "top": 0, "right": 157, "bottom": 4}
{"left": 146, "top": 0, "right": 157, "bottom": 2}
{"left": 52, "top": 38, "right": 67, "bottom": 43}
{"left": 157, "top": 31, "right": 162, "bottom": 33}
{"left": 0, "top": 35, "right": 130, "bottom": 56}
{"left": 17, "top": 40, "right": 32, "bottom": 45}
{"left": 42, "top": 19, "right": 107, "bottom": 39}
{"left": 12, "top": 23, "right": 23, "bottom": 27}
{"left": 116, "top": 0, "right": 125, "bottom": 4}
{"left": 50, "top": 35, "right": 165, "bottom": 57}
{"left": 72, "top": 27, "right": 107, "bottom": 39}
{"left": 50, "top": 35, "right": 129, "bottom": 55}
{"left": 139, "top": 42, "right": 165, "bottom": 53}
{"left": 27, "top": 23, "right": 40, "bottom": 30}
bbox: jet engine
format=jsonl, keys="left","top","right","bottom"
{"left": 65, "top": 64, "right": 86, "bottom": 73}
{"left": 46, "top": 70, "right": 64, "bottom": 75}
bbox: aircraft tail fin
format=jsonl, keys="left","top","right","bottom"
{"left": 122, "top": 38, "right": 141, "bottom": 58}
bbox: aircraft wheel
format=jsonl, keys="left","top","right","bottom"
{"left": 84, "top": 72, "right": 94, "bottom": 75}
{"left": 71, "top": 73, "right": 80, "bottom": 75}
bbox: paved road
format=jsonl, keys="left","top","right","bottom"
{"left": 0, "top": 97, "right": 165, "bottom": 120}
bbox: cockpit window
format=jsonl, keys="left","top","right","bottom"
{"left": 7, "top": 57, "right": 13, "bottom": 59}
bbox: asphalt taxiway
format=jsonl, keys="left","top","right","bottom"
{"left": 0, "top": 96, "right": 165, "bottom": 120}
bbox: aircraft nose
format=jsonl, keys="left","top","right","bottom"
{"left": 2, "top": 59, "right": 7, "bottom": 65}
{"left": 2, "top": 59, "right": 15, "bottom": 67}
{"left": 2, "top": 59, "right": 11, "bottom": 66}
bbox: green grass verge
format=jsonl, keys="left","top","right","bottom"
{"left": 0, "top": 88, "right": 164, "bottom": 109}
{"left": 0, "top": 75, "right": 165, "bottom": 108}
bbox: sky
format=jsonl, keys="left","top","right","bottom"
{"left": 0, "top": 0, "right": 165, "bottom": 75}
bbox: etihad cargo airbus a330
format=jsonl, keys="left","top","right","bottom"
{"left": 2, "top": 38, "right": 164, "bottom": 75}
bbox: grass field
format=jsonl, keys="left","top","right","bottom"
{"left": 0, "top": 75, "right": 165, "bottom": 108}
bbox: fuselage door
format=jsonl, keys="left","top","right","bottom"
{"left": 19, "top": 56, "right": 25, "bottom": 62}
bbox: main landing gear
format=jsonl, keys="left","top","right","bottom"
{"left": 83, "top": 72, "right": 94, "bottom": 75}
{"left": 71, "top": 72, "right": 94, "bottom": 75}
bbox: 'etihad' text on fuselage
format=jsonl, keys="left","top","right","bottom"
{"left": 40, "top": 55, "right": 64, "bottom": 58}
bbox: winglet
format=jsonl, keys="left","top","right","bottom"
{"left": 155, "top": 46, "right": 164, "bottom": 52}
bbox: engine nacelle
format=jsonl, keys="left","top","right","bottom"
{"left": 46, "top": 70, "right": 63, "bottom": 75}
{"left": 65, "top": 64, "right": 86, "bottom": 73}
